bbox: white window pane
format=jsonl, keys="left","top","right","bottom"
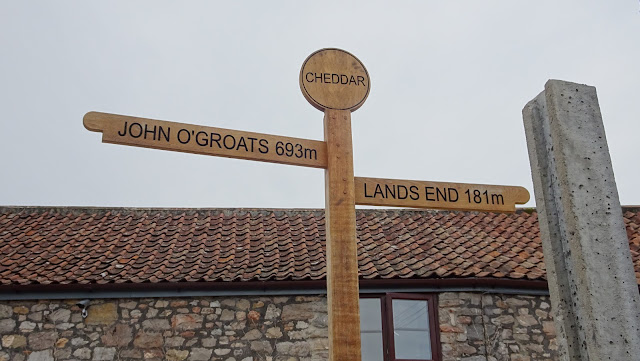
{"left": 360, "top": 298, "right": 382, "bottom": 331}
{"left": 394, "top": 330, "right": 432, "bottom": 359}
{"left": 361, "top": 332, "right": 384, "bottom": 361}
{"left": 392, "top": 299, "right": 432, "bottom": 360}
{"left": 360, "top": 298, "right": 384, "bottom": 361}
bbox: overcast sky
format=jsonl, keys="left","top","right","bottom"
{"left": 1, "top": 2, "right": 639, "bottom": 210}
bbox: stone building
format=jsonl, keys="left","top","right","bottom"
{"left": 0, "top": 206, "right": 639, "bottom": 361}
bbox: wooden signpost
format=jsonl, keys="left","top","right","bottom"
{"left": 299, "top": 48, "right": 369, "bottom": 361}
{"left": 84, "top": 48, "right": 529, "bottom": 361}
{"left": 355, "top": 177, "right": 529, "bottom": 213}
{"left": 83, "top": 111, "right": 327, "bottom": 168}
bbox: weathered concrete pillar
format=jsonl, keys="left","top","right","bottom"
{"left": 523, "top": 79, "right": 640, "bottom": 360}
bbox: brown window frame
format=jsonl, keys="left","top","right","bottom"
{"left": 360, "top": 293, "right": 441, "bottom": 361}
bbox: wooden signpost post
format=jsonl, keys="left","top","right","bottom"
{"left": 300, "top": 49, "right": 369, "bottom": 361}
{"left": 84, "top": 48, "right": 530, "bottom": 361}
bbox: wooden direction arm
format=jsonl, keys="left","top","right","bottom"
{"left": 355, "top": 177, "right": 530, "bottom": 213}
{"left": 84, "top": 111, "right": 328, "bottom": 169}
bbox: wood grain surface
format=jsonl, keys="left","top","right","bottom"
{"left": 355, "top": 177, "right": 530, "bottom": 213}
{"left": 323, "top": 109, "right": 362, "bottom": 361}
{"left": 300, "top": 48, "right": 370, "bottom": 112}
{"left": 84, "top": 111, "right": 327, "bottom": 168}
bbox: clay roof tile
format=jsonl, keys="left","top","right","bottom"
{"left": 0, "top": 207, "right": 639, "bottom": 287}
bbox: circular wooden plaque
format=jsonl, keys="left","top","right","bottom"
{"left": 299, "top": 48, "right": 370, "bottom": 112}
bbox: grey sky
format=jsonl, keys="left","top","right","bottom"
{"left": 1, "top": 2, "right": 639, "bottom": 209}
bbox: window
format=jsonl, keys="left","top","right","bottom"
{"left": 359, "top": 293, "right": 440, "bottom": 361}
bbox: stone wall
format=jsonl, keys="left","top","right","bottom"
{"left": 438, "top": 292, "right": 557, "bottom": 361}
{"left": 0, "top": 293, "right": 556, "bottom": 361}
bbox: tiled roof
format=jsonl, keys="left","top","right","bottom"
{"left": 0, "top": 207, "right": 639, "bottom": 287}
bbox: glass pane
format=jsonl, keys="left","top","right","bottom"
{"left": 392, "top": 299, "right": 432, "bottom": 360}
{"left": 359, "top": 298, "right": 384, "bottom": 361}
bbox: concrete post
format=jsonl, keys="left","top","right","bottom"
{"left": 523, "top": 79, "right": 640, "bottom": 360}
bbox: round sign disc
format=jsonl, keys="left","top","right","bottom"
{"left": 299, "top": 48, "right": 370, "bottom": 112}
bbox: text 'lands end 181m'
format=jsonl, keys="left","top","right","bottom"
{"left": 354, "top": 177, "right": 530, "bottom": 213}
{"left": 299, "top": 48, "right": 370, "bottom": 112}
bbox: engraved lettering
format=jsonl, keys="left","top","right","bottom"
{"left": 177, "top": 128, "right": 190, "bottom": 144}
{"left": 258, "top": 139, "right": 269, "bottom": 154}
{"left": 425, "top": 186, "right": 435, "bottom": 201}
{"left": 364, "top": 182, "right": 374, "bottom": 198}
{"left": 384, "top": 184, "right": 396, "bottom": 199}
{"left": 397, "top": 185, "right": 408, "bottom": 200}
{"left": 144, "top": 124, "right": 157, "bottom": 140}
{"left": 305, "top": 72, "right": 365, "bottom": 86}
{"left": 195, "top": 131, "right": 208, "bottom": 146}
{"left": 374, "top": 184, "right": 384, "bottom": 198}
{"left": 247, "top": 137, "right": 257, "bottom": 152}
{"left": 448, "top": 188, "right": 459, "bottom": 202}
{"left": 118, "top": 121, "right": 128, "bottom": 137}
{"left": 223, "top": 135, "right": 236, "bottom": 150}
{"left": 129, "top": 123, "right": 143, "bottom": 138}
{"left": 410, "top": 186, "right": 420, "bottom": 200}
{"left": 210, "top": 132, "right": 222, "bottom": 148}
{"left": 236, "top": 137, "right": 248, "bottom": 152}
{"left": 158, "top": 126, "right": 170, "bottom": 142}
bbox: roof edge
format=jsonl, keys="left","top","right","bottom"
{"left": 2, "top": 205, "right": 638, "bottom": 215}
{"left": 0, "top": 206, "right": 327, "bottom": 217}
{"left": 0, "top": 277, "right": 550, "bottom": 296}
